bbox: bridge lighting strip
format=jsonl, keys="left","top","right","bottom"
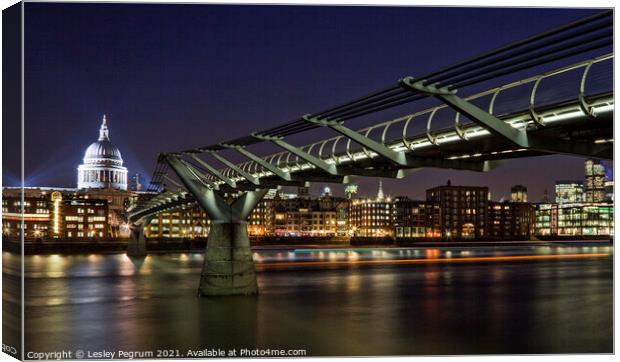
{"left": 446, "top": 149, "right": 529, "bottom": 160}
{"left": 595, "top": 138, "right": 613, "bottom": 144}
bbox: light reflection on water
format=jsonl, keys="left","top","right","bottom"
{"left": 20, "top": 245, "right": 614, "bottom": 279}
{"left": 8, "top": 244, "right": 613, "bottom": 355}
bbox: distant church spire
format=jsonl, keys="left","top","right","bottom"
{"left": 98, "top": 114, "right": 110, "bottom": 141}
{"left": 377, "top": 179, "right": 385, "bottom": 201}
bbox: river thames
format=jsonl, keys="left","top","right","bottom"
{"left": 5, "top": 243, "right": 613, "bottom": 356}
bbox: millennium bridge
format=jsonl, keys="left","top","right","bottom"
{"left": 128, "top": 11, "right": 613, "bottom": 296}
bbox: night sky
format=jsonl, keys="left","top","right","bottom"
{"left": 12, "top": 3, "right": 612, "bottom": 201}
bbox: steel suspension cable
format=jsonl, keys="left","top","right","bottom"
{"left": 420, "top": 10, "right": 611, "bottom": 81}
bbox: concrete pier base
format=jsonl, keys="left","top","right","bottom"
{"left": 198, "top": 222, "right": 257, "bottom": 296}
{"left": 127, "top": 224, "right": 147, "bottom": 257}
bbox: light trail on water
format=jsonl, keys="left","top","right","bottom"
{"left": 255, "top": 253, "right": 610, "bottom": 270}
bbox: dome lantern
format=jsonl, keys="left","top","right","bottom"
{"left": 98, "top": 114, "right": 110, "bottom": 141}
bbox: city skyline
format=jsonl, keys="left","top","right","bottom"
{"left": 4, "top": 4, "right": 612, "bottom": 201}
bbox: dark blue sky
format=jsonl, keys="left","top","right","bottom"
{"left": 14, "top": 4, "right": 610, "bottom": 201}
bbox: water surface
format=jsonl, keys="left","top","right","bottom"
{"left": 8, "top": 244, "right": 613, "bottom": 356}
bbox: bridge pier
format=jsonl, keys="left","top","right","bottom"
{"left": 165, "top": 154, "right": 268, "bottom": 296}
{"left": 128, "top": 222, "right": 148, "bottom": 257}
{"left": 199, "top": 221, "right": 257, "bottom": 296}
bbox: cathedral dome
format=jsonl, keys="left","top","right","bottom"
{"left": 83, "top": 116, "right": 123, "bottom": 165}
{"left": 77, "top": 115, "right": 128, "bottom": 190}
{"left": 84, "top": 141, "right": 123, "bottom": 164}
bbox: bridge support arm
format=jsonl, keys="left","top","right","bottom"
{"left": 400, "top": 77, "right": 530, "bottom": 148}
{"left": 223, "top": 144, "right": 293, "bottom": 181}
{"left": 209, "top": 151, "right": 260, "bottom": 185}
{"left": 252, "top": 133, "right": 339, "bottom": 175}
{"left": 304, "top": 115, "right": 409, "bottom": 166}
{"left": 166, "top": 154, "right": 232, "bottom": 220}
{"left": 302, "top": 116, "right": 498, "bottom": 171}
{"left": 177, "top": 158, "right": 220, "bottom": 190}
{"left": 189, "top": 154, "right": 237, "bottom": 188}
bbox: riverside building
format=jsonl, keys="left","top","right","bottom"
{"left": 426, "top": 181, "right": 489, "bottom": 239}
{"left": 488, "top": 201, "right": 535, "bottom": 240}
{"left": 555, "top": 180, "right": 585, "bottom": 204}
{"left": 584, "top": 159, "right": 606, "bottom": 203}
{"left": 393, "top": 197, "right": 441, "bottom": 239}
{"left": 2, "top": 189, "right": 109, "bottom": 240}
{"left": 349, "top": 181, "right": 395, "bottom": 237}
{"left": 534, "top": 202, "right": 613, "bottom": 237}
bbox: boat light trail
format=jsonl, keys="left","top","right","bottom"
{"left": 255, "top": 253, "right": 610, "bottom": 270}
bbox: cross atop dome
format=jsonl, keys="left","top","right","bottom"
{"left": 98, "top": 114, "right": 110, "bottom": 141}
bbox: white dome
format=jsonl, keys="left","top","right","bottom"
{"left": 83, "top": 140, "right": 123, "bottom": 165}
{"left": 77, "top": 115, "right": 128, "bottom": 190}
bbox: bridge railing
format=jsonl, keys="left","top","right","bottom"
{"left": 204, "top": 54, "right": 613, "bottom": 186}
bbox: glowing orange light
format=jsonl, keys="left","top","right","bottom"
{"left": 255, "top": 253, "right": 610, "bottom": 270}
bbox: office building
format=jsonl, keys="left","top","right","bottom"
{"left": 394, "top": 197, "right": 441, "bottom": 238}
{"left": 426, "top": 181, "right": 489, "bottom": 239}
{"left": 269, "top": 193, "right": 348, "bottom": 237}
{"left": 584, "top": 159, "right": 606, "bottom": 203}
{"left": 349, "top": 198, "right": 395, "bottom": 237}
{"left": 145, "top": 205, "right": 210, "bottom": 239}
{"left": 488, "top": 201, "right": 535, "bottom": 240}
{"left": 535, "top": 203, "right": 613, "bottom": 237}
{"left": 604, "top": 180, "right": 614, "bottom": 202}
{"left": 555, "top": 181, "right": 584, "bottom": 204}
{"left": 2, "top": 190, "right": 109, "bottom": 240}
